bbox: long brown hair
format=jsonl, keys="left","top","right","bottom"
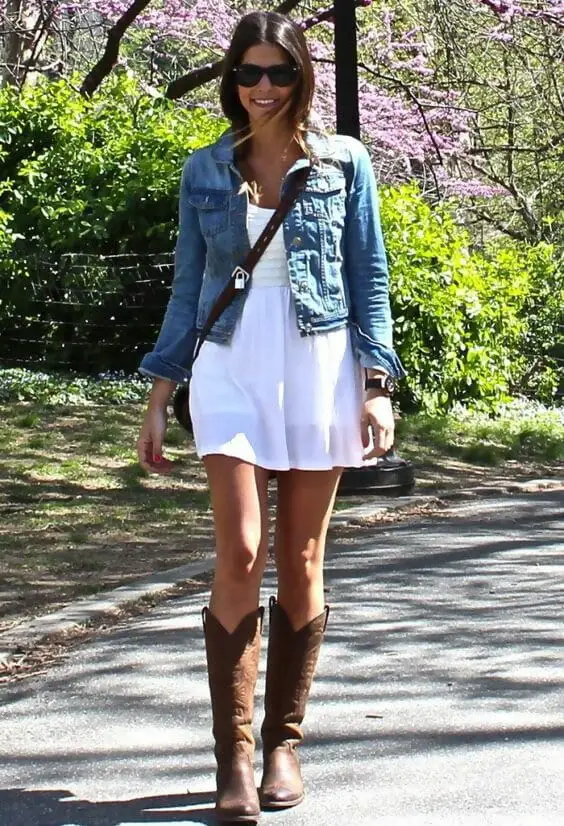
{"left": 219, "top": 11, "right": 315, "bottom": 157}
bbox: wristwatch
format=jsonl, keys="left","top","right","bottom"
{"left": 365, "top": 374, "right": 396, "bottom": 396}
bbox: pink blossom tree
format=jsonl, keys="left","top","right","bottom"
{"left": 1, "top": 0, "right": 562, "bottom": 239}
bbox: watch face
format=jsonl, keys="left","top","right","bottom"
{"left": 385, "top": 376, "right": 395, "bottom": 394}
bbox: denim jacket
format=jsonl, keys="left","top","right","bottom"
{"left": 139, "top": 129, "right": 405, "bottom": 384}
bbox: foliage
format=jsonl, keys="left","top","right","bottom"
{"left": 0, "top": 74, "right": 225, "bottom": 255}
{"left": 419, "top": 0, "right": 564, "bottom": 244}
{"left": 381, "top": 184, "right": 561, "bottom": 410}
{"left": 519, "top": 245, "right": 563, "bottom": 389}
{"left": 0, "top": 367, "right": 151, "bottom": 404}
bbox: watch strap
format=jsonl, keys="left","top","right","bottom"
{"left": 365, "top": 375, "right": 395, "bottom": 395}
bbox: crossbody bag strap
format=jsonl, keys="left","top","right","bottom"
{"left": 192, "top": 164, "right": 311, "bottom": 361}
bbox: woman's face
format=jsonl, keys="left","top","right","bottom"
{"left": 235, "top": 42, "right": 297, "bottom": 126}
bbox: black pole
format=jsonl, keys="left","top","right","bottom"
{"left": 334, "top": 0, "right": 360, "bottom": 138}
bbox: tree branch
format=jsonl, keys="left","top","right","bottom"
{"left": 80, "top": 0, "right": 154, "bottom": 97}
{"left": 466, "top": 157, "right": 543, "bottom": 239}
{"left": 165, "top": 0, "right": 368, "bottom": 100}
{"left": 468, "top": 206, "right": 529, "bottom": 242}
{"left": 358, "top": 62, "right": 445, "bottom": 169}
{"left": 477, "top": 0, "right": 564, "bottom": 29}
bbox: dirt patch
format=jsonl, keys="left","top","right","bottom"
{"left": 328, "top": 498, "right": 451, "bottom": 542}
{"left": 409, "top": 456, "right": 562, "bottom": 493}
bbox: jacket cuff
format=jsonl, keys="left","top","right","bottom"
{"left": 351, "top": 326, "right": 406, "bottom": 378}
{"left": 138, "top": 353, "right": 191, "bottom": 385}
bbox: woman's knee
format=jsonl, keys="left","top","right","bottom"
{"left": 215, "top": 536, "right": 264, "bottom": 586}
{"left": 277, "top": 542, "right": 324, "bottom": 591}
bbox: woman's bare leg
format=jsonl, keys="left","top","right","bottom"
{"left": 273, "top": 467, "right": 342, "bottom": 628}
{"left": 259, "top": 467, "right": 342, "bottom": 810}
{"left": 204, "top": 455, "right": 271, "bottom": 632}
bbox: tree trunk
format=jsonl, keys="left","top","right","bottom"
{"left": 2, "top": 0, "right": 34, "bottom": 87}
{"left": 1, "top": 0, "right": 55, "bottom": 88}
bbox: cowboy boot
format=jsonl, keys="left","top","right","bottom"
{"left": 259, "top": 597, "right": 329, "bottom": 810}
{"left": 203, "top": 606, "right": 264, "bottom": 823}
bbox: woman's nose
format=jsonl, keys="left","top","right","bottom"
{"left": 256, "top": 73, "right": 274, "bottom": 92}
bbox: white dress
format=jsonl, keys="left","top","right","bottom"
{"left": 189, "top": 202, "right": 366, "bottom": 471}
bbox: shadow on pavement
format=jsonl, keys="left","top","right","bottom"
{"left": 1, "top": 490, "right": 562, "bottom": 821}
{"left": 0, "top": 788, "right": 219, "bottom": 826}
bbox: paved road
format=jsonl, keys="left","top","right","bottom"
{"left": 1, "top": 491, "right": 563, "bottom": 826}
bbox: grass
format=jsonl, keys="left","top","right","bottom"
{"left": 0, "top": 402, "right": 213, "bottom": 627}
{"left": 396, "top": 399, "right": 564, "bottom": 467}
{"left": 2, "top": 396, "right": 562, "bottom": 628}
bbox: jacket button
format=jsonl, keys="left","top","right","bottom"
{"left": 299, "top": 282, "right": 308, "bottom": 292}
{"left": 305, "top": 323, "right": 312, "bottom": 333}
{"left": 291, "top": 236, "right": 302, "bottom": 247}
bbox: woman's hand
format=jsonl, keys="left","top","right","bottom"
{"left": 137, "top": 405, "right": 174, "bottom": 474}
{"left": 137, "top": 379, "right": 176, "bottom": 474}
{"left": 361, "top": 392, "right": 395, "bottom": 459}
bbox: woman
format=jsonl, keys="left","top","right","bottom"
{"left": 137, "top": 10, "right": 405, "bottom": 823}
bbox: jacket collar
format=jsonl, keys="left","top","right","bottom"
{"left": 210, "top": 127, "right": 335, "bottom": 164}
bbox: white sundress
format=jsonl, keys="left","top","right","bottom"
{"left": 189, "top": 202, "right": 366, "bottom": 471}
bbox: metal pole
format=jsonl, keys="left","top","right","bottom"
{"left": 334, "top": 0, "right": 360, "bottom": 138}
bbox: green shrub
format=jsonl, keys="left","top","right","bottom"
{"left": 0, "top": 74, "right": 225, "bottom": 255}
{"left": 516, "top": 243, "right": 563, "bottom": 399}
{"left": 0, "top": 76, "right": 225, "bottom": 372}
{"left": 381, "top": 184, "right": 560, "bottom": 410}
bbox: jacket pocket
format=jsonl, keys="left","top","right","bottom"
{"left": 187, "top": 189, "right": 230, "bottom": 237}
{"left": 301, "top": 169, "right": 347, "bottom": 223}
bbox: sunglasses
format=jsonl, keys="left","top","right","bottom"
{"left": 233, "top": 63, "right": 299, "bottom": 88}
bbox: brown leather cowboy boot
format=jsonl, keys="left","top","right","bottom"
{"left": 259, "top": 597, "right": 329, "bottom": 810}
{"left": 203, "top": 606, "right": 264, "bottom": 823}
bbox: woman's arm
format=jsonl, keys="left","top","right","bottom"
{"left": 139, "top": 155, "right": 206, "bottom": 385}
{"left": 344, "top": 142, "right": 405, "bottom": 379}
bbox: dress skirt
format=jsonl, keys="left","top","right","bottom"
{"left": 189, "top": 283, "right": 366, "bottom": 471}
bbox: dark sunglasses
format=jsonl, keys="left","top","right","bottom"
{"left": 233, "top": 63, "right": 299, "bottom": 88}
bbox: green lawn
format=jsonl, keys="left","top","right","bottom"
{"left": 2, "top": 397, "right": 562, "bottom": 627}
{"left": 0, "top": 403, "right": 212, "bottom": 626}
{"left": 396, "top": 399, "right": 564, "bottom": 465}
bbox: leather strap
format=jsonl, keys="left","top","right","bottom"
{"left": 193, "top": 165, "right": 311, "bottom": 361}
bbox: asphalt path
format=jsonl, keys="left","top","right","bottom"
{"left": 1, "top": 491, "right": 563, "bottom": 826}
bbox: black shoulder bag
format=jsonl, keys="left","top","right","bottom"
{"left": 173, "top": 165, "right": 310, "bottom": 433}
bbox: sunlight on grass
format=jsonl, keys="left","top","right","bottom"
{"left": 0, "top": 402, "right": 212, "bottom": 621}
{"left": 2, "top": 395, "right": 562, "bottom": 622}
{"left": 397, "top": 399, "right": 564, "bottom": 466}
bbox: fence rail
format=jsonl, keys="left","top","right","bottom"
{"left": 1, "top": 253, "right": 562, "bottom": 398}
{"left": 1, "top": 254, "right": 174, "bottom": 374}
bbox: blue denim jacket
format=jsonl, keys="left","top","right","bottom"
{"left": 139, "top": 129, "right": 405, "bottom": 384}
